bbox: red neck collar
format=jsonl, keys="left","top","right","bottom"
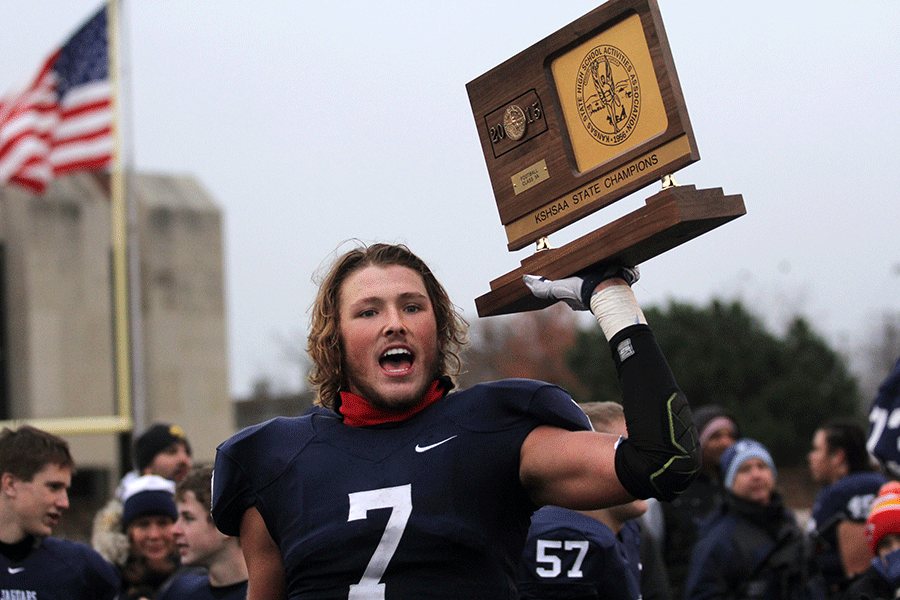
{"left": 338, "top": 380, "right": 448, "bottom": 427}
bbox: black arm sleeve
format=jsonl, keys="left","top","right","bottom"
{"left": 610, "top": 324, "right": 700, "bottom": 501}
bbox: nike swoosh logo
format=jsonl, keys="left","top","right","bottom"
{"left": 8, "top": 567, "right": 24, "bottom": 574}
{"left": 415, "top": 435, "right": 458, "bottom": 453}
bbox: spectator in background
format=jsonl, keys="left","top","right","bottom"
{"left": 93, "top": 423, "right": 192, "bottom": 573}
{"left": 659, "top": 404, "right": 738, "bottom": 598}
{"left": 517, "top": 401, "right": 652, "bottom": 600}
{"left": 685, "top": 438, "right": 824, "bottom": 600}
{"left": 108, "top": 475, "right": 180, "bottom": 600}
{"left": 120, "top": 423, "right": 193, "bottom": 497}
{"left": 867, "top": 357, "right": 900, "bottom": 479}
{"left": 808, "top": 419, "right": 886, "bottom": 597}
{"left": 131, "top": 424, "right": 193, "bottom": 484}
{"left": 0, "top": 425, "right": 119, "bottom": 599}
{"left": 842, "top": 481, "right": 900, "bottom": 600}
{"left": 159, "top": 466, "right": 248, "bottom": 600}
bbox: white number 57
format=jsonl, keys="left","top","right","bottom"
{"left": 535, "top": 539, "right": 589, "bottom": 578}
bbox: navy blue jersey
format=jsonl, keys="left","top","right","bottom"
{"left": 517, "top": 506, "right": 641, "bottom": 600}
{"left": 809, "top": 471, "right": 886, "bottom": 587}
{"left": 868, "top": 357, "right": 900, "bottom": 478}
{"left": 810, "top": 472, "right": 887, "bottom": 533}
{"left": 0, "top": 537, "right": 119, "bottom": 600}
{"left": 212, "top": 379, "right": 591, "bottom": 600}
{"left": 158, "top": 572, "right": 248, "bottom": 600}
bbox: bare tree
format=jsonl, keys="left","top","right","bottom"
{"left": 860, "top": 311, "right": 900, "bottom": 404}
{"left": 459, "top": 304, "right": 585, "bottom": 398}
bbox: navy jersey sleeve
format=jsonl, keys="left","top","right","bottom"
{"left": 527, "top": 383, "right": 593, "bottom": 432}
{"left": 811, "top": 473, "right": 887, "bottom": 533}
{"left": 462, "top": 379, "right": 592, "bottom": 434}
{"left": 810, "top": 486, "right": 841, "bottom": 534}
{"left": 213, "top": 415, "right": 319, "bottom": 537}
{"left": 212, "top": 436, "right": 256, "bottom": 537}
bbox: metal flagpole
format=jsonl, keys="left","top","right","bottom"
{"left": 119, "top": 0, "right": 146, "bottom": 435}
{"left": 108, "top": 0, "right": 142, "bottom": 448}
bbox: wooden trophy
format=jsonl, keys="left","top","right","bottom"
{"left": 467, "top": 0, "right": 745, "bottom": 317}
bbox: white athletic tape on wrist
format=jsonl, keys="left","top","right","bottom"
{"left": 589, "top": 285, "right": 647, "bottom": 341}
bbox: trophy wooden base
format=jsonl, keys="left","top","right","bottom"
{"left": 475, "top": 185, "right": 746, "bottom": 317}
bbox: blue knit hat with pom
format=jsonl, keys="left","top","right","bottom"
{"left": 721, "top": 438, "right": 776, "bottom": 489}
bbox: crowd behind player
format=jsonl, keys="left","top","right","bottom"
{"left": 3, "top": 243, "right": 900, "bottom": 600}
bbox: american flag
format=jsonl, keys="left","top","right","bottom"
{"left": 0, "top": 5, "right": 112, "bottom": 195}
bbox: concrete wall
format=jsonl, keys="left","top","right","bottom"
{"left": 134, "top": 174, "right": 230, "bottom": 467}
{"left": 0, "top": 172, "right": 231, "bottom": 484}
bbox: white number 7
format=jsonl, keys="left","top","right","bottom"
{"left": 347, "top": 484, "right": 412, "bottom": 600}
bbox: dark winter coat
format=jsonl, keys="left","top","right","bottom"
{"left": 685, "top": 491, "right": 825, "bottom": 600}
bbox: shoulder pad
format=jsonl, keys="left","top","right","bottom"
{"left": 451, "top": 379, "right": 591, "bottom": 433}
{"left": 213, "top": 415, "right": 317, "bottom": 535}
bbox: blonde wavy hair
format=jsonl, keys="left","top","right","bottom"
{"left": 307, "top": 243, "right": 468, "bottom": 409}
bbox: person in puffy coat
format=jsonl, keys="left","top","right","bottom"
{"left": 685, "top": 439, "right": 825, "bottom": 600}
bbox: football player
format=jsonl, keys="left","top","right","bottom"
{"left": 212, "top": 242, "right": 700, "bottom": 600}
{"left": 808, "top": 419, "right": 887, "bottom": 595}
{"left": 0, "top": 425, "right": 119, "bottom": 599}
{"left": 517, "top": 401, "right": 647, "bottom": 600}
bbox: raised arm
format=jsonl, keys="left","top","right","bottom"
{"left": 521, "top": 269, "right": 700, "bottom": 508}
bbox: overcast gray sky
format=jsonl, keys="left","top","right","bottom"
{"left": 2, "top": 1, "right": 899, "bottom": 397}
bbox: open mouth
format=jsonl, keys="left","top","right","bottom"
{"left": 380, "top": 347, "right": 414, "bottom": 374}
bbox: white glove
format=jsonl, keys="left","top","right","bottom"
{"left": 523, "top": 274, "right": 591, "bottom": 311}
{"left": 523, "top": 266, "right": 640, "bottom": 311}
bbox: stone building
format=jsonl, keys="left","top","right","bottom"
{"left": 0, "top": 172, "right": 231, "bottom": 524}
